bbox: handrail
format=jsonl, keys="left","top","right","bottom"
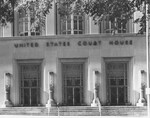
{"left": 96, "top": 98, "right": 101, "bottom": 116}
{"left": 57, "top": 103, "right": 60, "bottom": 118}
{"left": 47, "top": 104, "right": 51, "bottom": 116}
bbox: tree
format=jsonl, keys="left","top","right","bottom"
{"left": 84, "top": 0, "right": 135, "bottom": 34}
{"left": 0, "top": 0, "right": 16, "bottom": 26}
{"left": 0, "top": 0, "right": 53, "bottom": 29}
{"left": 133, "top": 0, "right": 150, "bottom": 34}
{"left": 58, "top": 0, "right": 150, "bottom": 34}
{"left": 58, "top": 0, "right": 84, "bottom": 17}
{"left": 0, "top": 0, "right": 149, "bottom": 34}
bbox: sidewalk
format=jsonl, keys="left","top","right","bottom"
{"left": 0, "top": 116, "right": 148, "bottom": 118}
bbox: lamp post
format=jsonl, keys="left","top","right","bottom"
{"left": 145, "top": 1, "right": 150, "bottom": 117}
{"left": 11, "top": 0, "right": 15, "bottom": 36}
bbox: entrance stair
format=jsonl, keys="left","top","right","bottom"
{"left": 0, "top": 106, "right": 147, "bottom": 116}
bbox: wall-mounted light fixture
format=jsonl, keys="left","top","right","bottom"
{"left": 141, "top": 70, "right": 145, "bottom": 74}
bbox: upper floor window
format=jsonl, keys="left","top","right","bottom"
{"left": 60, "top": 14, "right": 84, "bottom": 35}
{"left": 18, "top": 9, "right": 41, "bottom": 36}
{"left": 99, "top": 16, "right": 128, "bottom": 34}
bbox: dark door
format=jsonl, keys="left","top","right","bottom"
{"left": 66, "top": 87, "right": 81, "bottom": 106}
{"left": 20, "top": 64, "right": 40, "bottom": 106}
{"left": 66, "top": 88, "right": 73, "bottom": 105}
{"left": 74, "top": 87, "right": 81, "bottom": 105}
{"left": 62, "top": 63, "right": 83, "bottom": 106}
{"left": 106, "top": 62, "right": 128, "bottom": 105}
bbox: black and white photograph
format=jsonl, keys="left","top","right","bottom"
{"left": 0, "top": 0, "right": 150, "bottom": 118}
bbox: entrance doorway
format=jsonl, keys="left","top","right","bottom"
{"left": 106, "top": 62, "right": 128, "bottom": 105}
{"left": 20, "top": 63, "right": 41, "bottom": 106}
{"left": 62, "top": 63, "right": 84, "bottom": 106}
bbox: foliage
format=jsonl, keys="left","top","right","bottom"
{"left": 58, "top": 0, "right": 84, "bottom": 17}
{"left": 133, "top": 0, "right": 150, "bottom": 34}
{"left": 16, "top": 0, "right": 53, "bottom": 29}
{"left": 58, "top": 0, "right": 135, "bottom": 33}
{"left": 0, "top": 0, "right": 53, "bottom": 29}
{"left": 0, "top": 0, "right": 17, "bottom": 26}
{"left": 58, "top": 0, "right": 150, "bottom": 34}
{"left": 84, "top": 0, "right": 135, "bottom": 33}
{"left": 0, "top": 0, "right": 150, "bottom": 34}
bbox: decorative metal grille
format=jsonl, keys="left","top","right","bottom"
{"left": 20, "top": 64, "right": 40, "bottom": 106}
{"left": 106, "top": 62, "right": 128, "bottom": 105}
{"left": 62, "top": 63, "right": 83, "bottom": 106}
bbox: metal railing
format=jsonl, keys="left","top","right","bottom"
{"left": 96, "top": 98, "right": 102, "bottom": 116}
{"left": 47, "top": 104, "right": 51, "bottom": 116}
{"left": 57, "top": 103, "right": 60, "bottom": 118}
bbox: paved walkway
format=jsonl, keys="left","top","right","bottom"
{"left": 0, "top": 116, "right": 148, "bottom": 118}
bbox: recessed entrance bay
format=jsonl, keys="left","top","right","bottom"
{"left": 20, "top": 64, "right": 41, "bottom": 106}
{"left": 62, "top": 63, "right": 84, "bottom": 106}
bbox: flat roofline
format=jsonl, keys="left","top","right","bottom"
{"left": 0, "top": 33, "right": 148, "bottom": 41}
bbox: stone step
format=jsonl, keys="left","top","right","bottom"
{"left": 0, "top": 106, "right": 147, "bottom": 116}
{"left": 0, "top": 106, "right": 99, "bottom": 116}
{"left": 101, "top": 106, "right": 147, "bottom": 116}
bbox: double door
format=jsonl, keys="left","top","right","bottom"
{"left": 106, "top": 62, "right": 128, "bottom": 105}
{"left": 66, "top": 87, "right": 81, "bottom": 106}
{"left": 62, "top": 63, "right": 83, "bottom": 106}
{"left": 20, "top": 64, "right": 41, "bottom": 106}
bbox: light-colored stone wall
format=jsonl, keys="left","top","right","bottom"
{"left": 0, "top": 34, "right": 148, "bottom": 107}
{"left": 0, "top": 24, "right": 12, "bottom": 37}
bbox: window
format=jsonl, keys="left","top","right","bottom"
{"left": 60, "top": 14, "right": 84, "bottom": 35}
{"left": 99, "top": 16, "right": 128, "bottom": 34}
{"left": 18, "top": 9, "right": 41, "bottom": 36}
